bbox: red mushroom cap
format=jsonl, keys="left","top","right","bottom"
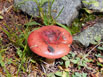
{"left": 28, "top": 25, "right": 72, "bottom": 59}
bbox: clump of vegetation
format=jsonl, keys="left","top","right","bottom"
{"left": 0, "top": 0, "right": 103, "bottom": 76}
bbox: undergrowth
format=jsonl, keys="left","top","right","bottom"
{"left": 0, "top": 0, "right": 103, "bottom": 77}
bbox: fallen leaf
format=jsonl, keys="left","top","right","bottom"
{"left": 8, "top": 0, "right": 13, "bottom": 3}
{"left": 64, "top": 68, "right": 70, "bottom": 72}
{"left": 58, "top": 66, "right": 63, "bottom": 70}
{"left": 95, "top": 72, "right": 103, "bottom": 77}
{"left": 0, "top": 15, "right": 3, "bottom": 19}
{"left": 98, "top": 58, "right": 103, "bottom": 63}
{"left": 101, "top": 68, "right": 103, "bottom": 71}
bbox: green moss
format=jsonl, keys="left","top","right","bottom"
{"left": 69, "top": 11, "right": 98, "bottom": 35}
{"left": 69, "top": 18, "right": 82, "bottom": 35}
{"left": 69, "top": 25, "right": 81, "bottom": 35}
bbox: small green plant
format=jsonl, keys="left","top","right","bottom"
{"left": 0, "top": 51, "right": 12, "bottom": 77}
{"left": 95, "top": 53, "right": 103, "bottom": 67}
{"left": 47, "top": 70, "right": 70, "bottom": 77}
{"left": 72, "top": 72, "right": 87, "bottom": 77}
{"left": 0, "top": 23, "right": 33, "bottom": 48}
{"left": 34, "top": 0, "right": 56, "bottom": 25}
{"left": 32, "top": 0, "right": 64, "bottom": 26}
{"left": 21, "top": 0, "right": 72, "bottom": 35}
{"left": 61, "top": 51, "right": 92, "bottom": 70}
{"left": 68, "top": 19, "right": 82, "bottom": 34}
{"left": 82, "top": 0, "right": 99, "bottom": 7}
{"left": 82, "top": 0, "right": 99, "bottom": 13}
{"left": 95, "top": 54, "right": 103, "bottom": 58}
{"left": 0, "top": 23, "right": 39, "bottom": 75}
{"left": 17, "top": 0, "right": 64, "bottom": 26}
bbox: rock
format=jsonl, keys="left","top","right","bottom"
{"left": 82, "top": 0, "right": 103, "bottom": 12}
{"left": 73, "top": 18, "right": 103, "bottom": 47}
{"left": 14, "top": 0, "right": 81, "bottom": 26}
{"left": 51, "top": 0, "right": 81, "bottom": 25}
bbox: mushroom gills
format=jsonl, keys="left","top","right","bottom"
{"left": 47, "top": 45, "right": 55, "bottom": 53}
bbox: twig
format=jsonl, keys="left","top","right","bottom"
{"left": 0, "top": 5, "right": 13, "bottom": 15}
{"left": 79, "top": 42, "right": 103, "bottom": 64}
{"left": 41, "top": 64, "right": 46, "bottom": 73}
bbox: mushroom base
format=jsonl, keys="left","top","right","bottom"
{"left": 45, "top": 59, "right": 55, "bottom": 66}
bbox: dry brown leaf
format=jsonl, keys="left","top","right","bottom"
{"left": 101, "top": 68, "right": 103, "bottom": 71}
{"left": 95, "top": 72, "right": 103, "bottom": 77}
{"left": 0, "top": 5, "right": 13, "bottom": 15}
{"left": 58, "top": 66, "right": 63, "bottom": 70}
{"left": 28, "top": 71, "right": 37, "bottom": 77}
{"left": 0, "top": 15, "right": 3, "bottom": 19}
{"left": 98, "top": 58, "right": 103, "bottom": 63}
{"left": 64, "top": 68, "right": 70, "bottom": 72}
{"left": 8, "top": 0, "right": 13, "bottom": 3}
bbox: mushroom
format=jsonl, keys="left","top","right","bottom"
{"left": 27, "top": 25, "right": 72, "bottom": 66}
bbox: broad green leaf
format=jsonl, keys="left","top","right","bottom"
{"left": 55, "top": 71, "right": 62, "bottom": 76}
{"left": 101, "top": 8, "right": 103, "bottom": 12}
{"left": 97, "top": 46, "right": 103, "bottom": 50}
{"left": 83, "top": 8, "right": 93, "bottom": 14}
{"left": 71, "top": 57, "right": 80, "bottom": 64}
{"left": 71, "top": 60, "right": 78, "bottom": 64}
{"left": 65, "top": 60, "right": 70, "bottom": 68}
{"left": 95, "top": 54, "right": 103, "bottom": 58}
{"left": 75, "top": 72, "right": 82, "bottom": 77}
{"left": 82, "top": 73, "right": 87, "bottom": 77}
{"left": 62, "top": 71, "right": 69, "bottom": 77}
{"left": 47, "top": 73, "right": 55, "bottom": 77}
{"left": 62, "top": 56, "right": 68, "bottom": 61}
{"left": 71, "top": 52, "right": 76, "bottom": 58}
{"left": 82, "top": 1, "right": 90, "bottom": 5}
{"left": 82, "top": 0, "right": 99, "bottom": 7}
{"left": 93, "top": 1, "right": 99, "bottom": 7}
{"left": 91, "top": 40, "right": 97, "bottom": 45}
{"left": 84, "top": 58, "right": 90, "bottom": 62}
{"left": 94, "top": 35, "right": 101, "bottom": 42}
{"left": 59, "top": 61, "right": 64, "bottom": 65}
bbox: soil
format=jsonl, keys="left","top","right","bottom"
{"left": 0, "top": 0, "right": 103, "bottom": 77}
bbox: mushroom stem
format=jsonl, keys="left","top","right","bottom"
{"left": 45, "top": 59, "right": 55, "bottom": 66}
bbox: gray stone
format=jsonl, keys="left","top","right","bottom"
{"left": 82, "top": 0, "right": 103, "bottom": 12}
{"left": 14, "top": 0, "right": 81, "bottom": 25}
{"left": 73, "top": 19, "right": 103, "bottom": 46}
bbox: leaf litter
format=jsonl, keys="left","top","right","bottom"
{"left": 0, "top": 0, "right": 103, "bottom": 77}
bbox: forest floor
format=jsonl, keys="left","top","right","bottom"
{"left": 0, "top": 0, "right": 103, "bottom": 77}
